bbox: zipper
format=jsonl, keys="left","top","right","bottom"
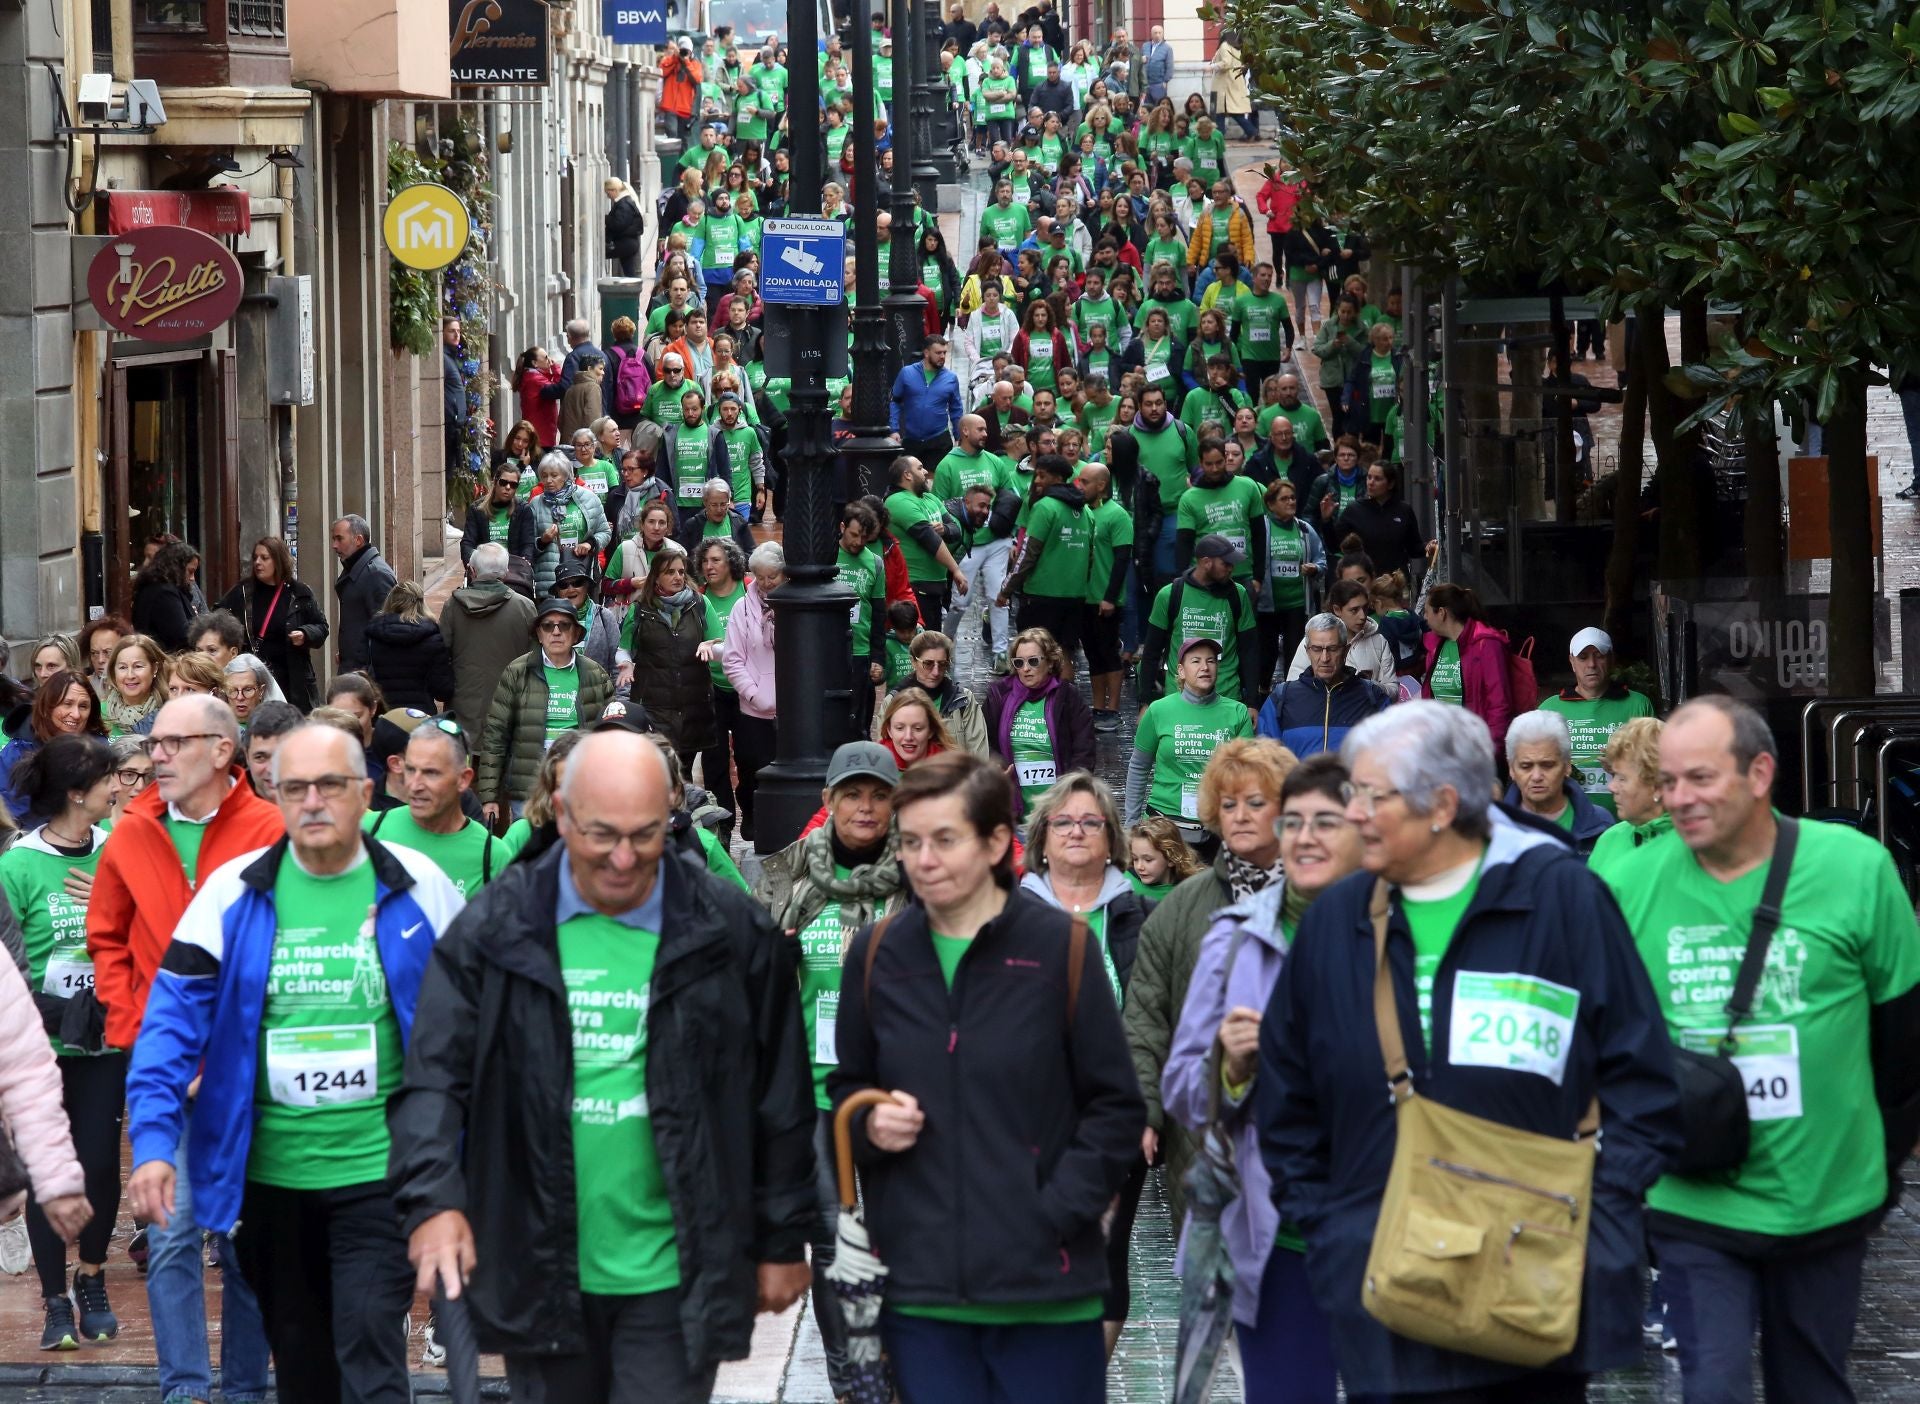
{"left": 1427, "top": 1157, "right": 1581, "bottom": 1221}
{"left": 948, "top": 941, "right": 968, "bottom": 1305}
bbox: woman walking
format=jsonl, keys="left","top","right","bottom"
{"left": 214, "top": 537, "right": 328, "bottom": 710}
{"left": 720, "top": 542, "right": 784, "bottom": 842}
{"left": 624, "top": 542, "right": 716, "bottom": 772}
{"left": 1420, "top": 582, "right": 1517, "bottom": 760}
{"left": 130, "top": 545, "right": 200, "bottom": 653}
{"left": 363, "top": 581, "right": 457, "bottom": 714}
{"left": 983, "top": 627, "right": 1096, "bottom": 822}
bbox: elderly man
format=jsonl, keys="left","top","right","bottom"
{"left": 1262, "top": 371, "right": 1328, "bottom": 456}
{"left": 1537, "top": 627, "right": 1656, "bottom": 816}
{"left": 1502, "top": 709, "right": 1614, "bottom": 855}
{"left": 1139, "top": 24, "right": 1174, "bottom": 103}
{"left": 1602, "top": 695, "right": 1920, "bottom": 1404}
{"left": 331, "top": 514, "right": 396, "bottom": 674}
{"left": 1255, "top": 610, "right": 1392, "bottom": 757}
{"left": 88, "top": 695, "right": 280, "bottom": 1404}
{"left": 439, "top": 543, "right": 538, "bottom": 747}
{"left": 389, "top": 729, "right": 816, "bottom": 1404}
{"left": 979, "top": 379, "right": 1031, "bottom": 454}
{"left": 1249, "top": 411, "right": 1320, "bottom": 503}
{"left": 363, "top": 722, "right": 504, "bottom": 897}
{"left": 541, "top": 318, "right": 608, "bottom": 415}
{"left": 125, "top": 723, "right": 464, "bottom": 1404}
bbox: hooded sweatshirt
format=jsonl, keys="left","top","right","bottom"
{"left": 1004, "top": 483, "right": 1090, "bottom": 600}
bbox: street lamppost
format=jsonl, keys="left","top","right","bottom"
{"left": 920, "top": 0, "right": 957, "bottom": 189}
{"left": 843, "top": 10, "right": 901, "bottom": 500}
{"left": 885, "top": 0, "right": 929, "bottom": 374}
{"left": 753, "top": 4, "right": 857, "bottom": 852}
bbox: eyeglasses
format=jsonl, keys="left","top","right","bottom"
{"left": 1304, "top": 644, "right": 1343, "bottom": 658}
{"left": 915, "top": 657, "right": 950, "bottom": 673}
{"left": 1340, "top": 781, "right": 1403, "bottom": 816}
{"left": 148, "top": 732, "right": 221, "bottom": 757}
{"left": 1279, "top": 813, "right": 1351, "bottom": 838}
{"left": 1046, "top": 815, "right": 1107, "bottom": 834}
{"left": 228, "top": 684, "right": 262, "bottom": 702}
{"left": 115, "top": 767, "right": 154, "bottom": 788}
{"left": 277, "top": 775, "right": 358, "bottom": 803}
{"left": 1011, "top": 656, "right": 1047, "bottom": 670}
{"left": 537, "top": 618, "right": 578, "bottom": 634}
{"left": 427, "top": 717, "right": 463, "bottom": 737}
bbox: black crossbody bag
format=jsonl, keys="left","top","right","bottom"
{"left": 1668, "top": 816, "right": 1799, "bottom": 1177}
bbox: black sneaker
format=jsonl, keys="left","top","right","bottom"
{"left": 71, "top": 1267, "right": 117, "bottom": 1342}
{"left": 126, "top": 1226, "right": 149, "bottom": 1275}
{"left": 1094, "top": 709, "right": 1120, "bottom": 733}
{"left": 1898, "top": 484, "right": 1920, "bottom": 501}
{"left": 40, "top": 1295, "right": 78, "bottom": 1351}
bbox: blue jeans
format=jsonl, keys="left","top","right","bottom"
{"left": 148, "top": 1116, "right": 271, "bottom": 1403}
{"left": 882, "top": 1311, "right": 1104, "bottom": 1404}
{"left": 1240, "top": 1247, "right": 1384, "bottom": 1404}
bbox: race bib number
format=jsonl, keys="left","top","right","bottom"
{"left": 1274, "top": 559, "right": 1301, "bottom": 579}
{"left": 265, "top": 1024, "right": 378, "bottom": 1108}
{"left": 815, "top": 991, "right": 838, "bottom": 1064}
{"left": 1016, "top": 760, "right": 1056, "bottom": 790}
{"left": 42, "top": 953, "right": 94, "bottom": 997}
{"left": 1678, "top": 1023, "right": 1803, "bottom": 1122}
{"left": 1180, "top": 784, "right": 1200, "bottom": 820}
{"left": 1447, "top": 971, "right": 1580, "bottom": 1085}
{"left": 679, "top": 481, "right": 703, "bottom": 501}
{"left": 1145, "top": 361, "right": 1171, "bottom": 382}
{"left": 1249, "top": 326, "right": 1273, "bottom": 343}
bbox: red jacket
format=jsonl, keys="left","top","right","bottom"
{"left": 514, "top": 363, "right": 562, "bottom": 448}
{"left": 1257, "top": 171, "right": 1303, "bottom": 234}
{"left": 660, "top": 50, "right": 701, "bottom": 120}
{"left": 1421, "top": 618, "right": 1517, "bottom": 756}
{"left": 881, "top": 538, "right": 918, "bottom": 620}
{"left": 86, "top": 772, "right": 285, "bottom": 1050}
{"left": 1012, "top": 328, "right": 1071, "bottom": 381}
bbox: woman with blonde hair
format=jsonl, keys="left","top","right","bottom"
{"left": 27, "top": 637, "right": 85, "bottom": 690}
{"left": 1586, "top": 715, "right": 1671, "bottom": 880}
{"left": 1127, "top": 815, "right": 1206, "bottom": 899}
{"left": 878, "top": 686, "right": 956, "bottom": 770}
{"left": 162, "top": 651, "right": 227, "bottom": 701}
{"left": 364, "top": 580, "right": 456, "bottom": 715}
{"left": 604, "top": 176, "right": 646, "bottom": 275}
{"left": 100, "top": 635, "right": 166, "bottom": 738}
{"left": 983, "top": 627, "right": 1097, "bottom": 822}
{"left": 499, "top": 727, "right": 583, "bottom": 862}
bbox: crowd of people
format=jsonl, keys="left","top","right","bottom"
{"left": 0, "top": 14, "right": 1914, "bottom": 1404}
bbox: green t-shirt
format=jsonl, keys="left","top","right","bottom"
{"left": 1233, "top": 291, "right": 1290, "bottom": 361}
{"left": 1085, "top": 498, "right": 1135, "bottom": 605}
{"left": 703, "top": 583, "right": 746, "bottom": 692}
{"left": 979, "top": 201, "right": 1029, "bottom": 247}
{"left": 1148, "top": 578, "right": 1257, "bottom": 699}
{"left": 1136, "top": 298, "right": 1197, "bottom": 344}
{"left": 885, "top": 632, "right": 917, "bottom": 688}
{"left": 1128, "top": 873, "right": 1176, "bottom": 902}
{"left": 672, "top": 420, "right": 714, "bottom": 506}
{"left": 165, "top": 815, "right": 209, "bottom": 888}
{"left": 1259, "top": 401, "right": 1329, "bottom": 456}
{"left": 1429, "top": 639, "right": 1464, "bottom": 706}
{"left": 1537, "top": 689, "right": 1656, "bottom": 816}
{"left": 1010, "top": 700, "right": 1056, "bottom": 804}
{"left": 715, "top": 423, "right": 760, "bottom": 503}
{"left": 693, "top": 824, "right": 749, "bottom": 890}
{"left": 544, "top": 660, "right": 581, "bottom": 742}
{"left": 796, "top": 865, "right": 854, "bottom": 1111}
{"left": 931, "top": 448, "right": 1009, "bottom": 502}
{"left": 1021, "top": 495, "right": 1090, "bottom": 599}
{"left": 982, "top": 75, "right": 1018, "bottom": 121}
{"left": 1176, "top": 476, "right": 1265, "bottom": 579}
{"left": 0, "top": 831, "right": 107, "bottom": 1056}
{"left": 1071, "top": 295, "right": 1121, "bottom": 348}
{"left": 1367, "top": 353, "right": 1399, "bottom": 426}
{"left": 1604, "top": 818, "right": 1920, "bottom": 1237}
{"left": 1133, "top": 693, "right": 1255, "bottom": 820}
{"left": 361, "top": 809, "right": 500, "bottom": 898}
{"left": 487, "top": 506, "right": 514, "bottom": 544}
{"left": 1023, "top": 332, "right": 1058, "bottom": 391}
{"left": 498, "top": 817, "right": 533, "bottom": 863}
{"left": 1180, "top": 387, "right": 1251, "bottom": 439}
{"left": 559, "top": 912, "right": 680, "bottom": 1294}
{"left": 1267, "top": 518, "right": 1309, "bottom": 611}
{"left": 576, "top": 458, "right": 615, "bottom": 497}
{"left": 249, "top": 854, "right": 402, "bottom": 1190}
{"left": 1586, "top": 815, "right": 1675, "bottom": 885}
{"left": 1142, "top": 240, "right": 1189, "bottom": 286}
{"left": 1078, "top": 395, "right": 1119, "bottom": 447}
{"left": 838, "top": 546, "right": 886, "bottom": 659}
{"left": 1400, "top": 864, "right": 1483, "bottom": 1051}
{"left": 886, "top": 489, "right": 948, "bottom": 583}
{"left": 1134, "top": 419, "right": 1198, "bottom": 511}
{"left": 1182, "top": 133, "right": 1227, "bottom": 186}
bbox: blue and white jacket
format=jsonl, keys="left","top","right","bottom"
{"left": 125, "top": 834, "right": 465, "bottom": 1233}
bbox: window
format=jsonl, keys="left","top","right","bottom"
{"left": 138, "top": 0, "right": 207, "bottom": 29}
{"left": 228, "top": 0, "right": 285, "bottom": 37}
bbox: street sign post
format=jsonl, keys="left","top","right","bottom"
{"left": 760, "top": 218, "right": 847, "bottom": 306}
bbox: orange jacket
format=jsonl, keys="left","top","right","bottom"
{"left": 85, "top": 771, "right": 284, "bottom": 1050}
{"left": 661, "top": 50, "right": 702, "bottom": 119}
{"left": 1186, "top": 201, "right": 1257, "bottom": 271}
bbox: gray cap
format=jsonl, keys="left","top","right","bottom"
{"left": 826, "top": 740, "right": 900, "bottom": 789}
{"left": 1194, "top": 533, "right": 1246, "bottom": 566}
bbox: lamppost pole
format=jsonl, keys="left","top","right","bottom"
{"left": 920, "top": 0, "right": 957, "bottom": 190}
{"left": 845, "top": 7, "right": 901, "bottom": 500}
{"left": 753, "top": 2, "right": 857, "bottom": 853}
{"left": 885, "top": 0, "right": 929, "bottom": 370}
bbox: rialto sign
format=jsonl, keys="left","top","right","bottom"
{"left": 85, "top": 226, "right": 245, "bottom": 342}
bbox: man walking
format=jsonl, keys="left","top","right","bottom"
{"left": 892, "top": 335, "right": 965, "bottom": 468}
{"left": 391, "top": 729, "right": 817, "bottom": 1403}
{"left": 363, "top": 723, "right": 504, "bottom": 897}
{"left": 884, "top": 455, "right": 970, "bottom": 630}
{"left": 88, "top": 696, "right": 281, "bottom": 1404}
{"left": 1140, "top": 25, "right": 1174, "bottom": 104}
{"left": 439, "top": 543, "right": 538, "bottom": 750}
{"left": 331, "top": 514, "right": 397, "bottom": 675}
{"left": 1537, "top": 627, "right": 1656, "bottom": 816}
{"left": 125, "top": 723, "right": 465, "bottom": 1404}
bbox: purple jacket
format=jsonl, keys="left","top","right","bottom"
{"left": 722, "top": 579, "right": 777, "bottom": 719}
{"left": 982, "top": 673, "right": 1097, "bottom": 815}
{"left": 1163, "top": 882, "right": 1290, "bottom": 1327}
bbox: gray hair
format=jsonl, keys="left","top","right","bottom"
{"left": 589, "top": 416, "right": 618, "bottom": 439}
{"left": 271, "top": 721, "right": 368, "bottom": 787}
{"left": 696, "top": 536, "right": 747, "bottom": 581}
{"left": 161, "top": 694, "right": 240, "bottom": 750}
{"left": 537, "top": 450, "right": 574, "bottom": 480}
{"left": 703, "top": 477, "right": 734, "bottom": 499}
{"left": 223, "top": 654, "right": 272, "bottom": 690}
{"left": 333, "top": 514, "right": 372, "bottom": 545}
{"left": 1505, "top": 709, "right": 1571, "bottom": 765}
{"left": 629, "top": 421, "right": 665, "bottom": 454}
{"left": 1668, "top": 694, "right": 1777, "bottom": 775}
{"left": 1304, "top": 612, "right": 1348, "bottom": 646}
{"left": 108, "top": 735, "right": 150, "bottom": 767}
{"left": 565, "top": 318, "right": 591, "bottom": 338}
{"left": 1341, "top": 701, "right": 1495, "bottom": 838}
{"left": 470, "top": 542, "right": 509, "bottom": 581}
{"left": 1024, "top": 770, "right": 1124, "bottom": 872}
{"left": 747, "top": 541, "right": 786, "bottom": 575}
{"left": 571, "top": 427, "right": 597, "bottom": 446}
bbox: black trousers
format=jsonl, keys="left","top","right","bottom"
{"left": 27, "top": 1053, "right": 125, "bottom": 1297}
{"left": 901, "top": 432, "right": 953, "bottom": 468}
{"left": 232, "top": 1179, "right": 415, "bottom": 1404}
{"left": 1017, "top": 593, "right": 1083, "bottom": 667}
{"left": 1256, "top": 604, "right": 1307, "bottom": 698}
{"left": 701, "top": 688, "right": 740, "bottom": 836}
{"left": 1101, "top": 1155, "right": 1150, "bottom": 1323}
{"left": 912, "top": 581, "right": 950, "bottom": 633}
{"left": 505, "top": 1289, "right": 717, "bottom": 1404}
{"left": 732, "top": 712, "right": 778, "bottom": 840}
{"left": 1390, "top": 1375, "right": 1588, "bottom": 1403}
{"left": 1242, "top": 358, "right": 1281, "bottom": 397}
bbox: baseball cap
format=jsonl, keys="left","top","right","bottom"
{"left": 552, "top": 557, "right": 593, "bottom": 587}
{"left": 826, "top": 740, "right": 901, "bottom": 789}
{"left": 676, "top": 35, "right": 693, "bottom": 50}
{"left": 1178, "top": 635, "right": 1224, "bottom": 660}
{"left": 1569, "top": 627, "right": 1613, "bottom": 657}
{"left": 1193, "top": 533, "right": 1246, "bottom": 566}
{"left": 590, "top": 698, "right": 654, "bottom": 734}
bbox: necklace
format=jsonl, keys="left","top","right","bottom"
{"left": 1050, "top": 870, "right": 1104, "bottom": 913}
{"left": 44, "top": 820, "right": 89, "bottom": 850}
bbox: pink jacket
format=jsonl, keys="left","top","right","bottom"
{"left": 0, "top": 959, "right": 83, "bottom": 1202}
{"left": 1421, "top": 617, "right": 1516, "bottom": 755}
{"left": 722, "top": 578, "right": 778, "bottom": 720}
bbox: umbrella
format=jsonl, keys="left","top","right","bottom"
{"left": 431, "top": 1270, "right": 483, "bottom": 1404}
{"left": 1171, "top": 1121, "right": 1241, "bottom": 1404}
{"left": 827, "top": 1088, "right": 901, "bottom": 1404}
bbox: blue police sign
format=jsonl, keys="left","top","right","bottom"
{"left": 760, "top": 217, "right": 847, "bottom": 307}
{"left": 603, "top": 0, "right": 667, "bottom": 44}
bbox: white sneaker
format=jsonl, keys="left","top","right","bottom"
{"left": 420, "top": 1314, "right": 447, "bottom": 1368}
{"left": 0, "top": 1216, "right": 29, "bottom": 1274}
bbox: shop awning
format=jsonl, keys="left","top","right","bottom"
{"left": 100, "top": 190, "right": 252, "bottom": 237}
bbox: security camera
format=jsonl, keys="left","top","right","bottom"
{"left": 72, "top": 74, "right": 166, "bottom": 129}
{"left": 77, "top": 73, "right": 117, "bottom": 123}
{"left": 124, "top": 80, "right": 166, "bottom": 129}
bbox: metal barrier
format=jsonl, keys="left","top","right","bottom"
{"left": 1801, "top": 697, "right": 1920, "bottom": 899}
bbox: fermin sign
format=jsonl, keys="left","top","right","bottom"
{"left": 450, "top": 0, "right": 552, "bottom": 86}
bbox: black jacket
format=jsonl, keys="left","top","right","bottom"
{"left": 460, "top": 501, "right": 538, "bottom": 565}
{"left": 675, "top": 512, "right": 758, "bottom": 562}
{"left": 828, "top": 892, "right": 1145, "bottom": 1308}
{"left": 1029, "top": 77, "right": 1075, "bottom": 116}
{"left": 388, "top": 844, "right": 815, "bottom": 1366}
{"left": 1331, "top": 492, "right": 1424, "bottom": 577}
{"left": 334, "top": 544, "right": 398, "bottom": 673}
{"left": 1248, "top": 439, "right": 1321, "bottom": 504}
{"left": 605, "top": 196, "right": 645, "bottom": 260}
{"left": 363, "top": 613, "right": 457, "bottom": 714}
{"left": 214, "top": 578, "right": 330, "bottom": 711}
{"left": 131, "top": 580, "right": 196, "bottom": 653}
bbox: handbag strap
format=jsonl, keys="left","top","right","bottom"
{"left": 1721, "top": 816, "right": 1800, "bottom": 1050}
{"left": 1369, "top": 875, "right": 1600, "bottom": 1137}
{"left": 1204, "top": 925, "right": 1254, "bottom": 1130}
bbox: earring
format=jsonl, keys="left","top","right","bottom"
{"left": 1430, "top": 823, "right": 1442, "bottom": 834}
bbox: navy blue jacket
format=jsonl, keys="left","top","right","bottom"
{"left": 1255, "top": 667, "right": 1392, "bottom": 758}
{"left": 1255, "top": 811, "right": 1681, "bottom": 1395}
{"left": 1501, "top": 777, "right": 1614, "bottom": 858}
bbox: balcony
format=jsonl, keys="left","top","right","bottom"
{"left": 133, "top": 0, "right": 293, "bottom": 89}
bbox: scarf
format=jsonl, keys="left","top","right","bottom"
{"left": 1280, "top": 879, "right": 1314, "bottom": 937}
{"left": 103, "top": 690, "right": 157, "bottom": 736}
{"left": 995, "top": 674, "right": 1060, "bottom": 761}
{"left": 782, "top": 822, "right": 903, "bottom": 949}
{"left": 656, "top": 584, "right": 698, "bottom": 625}
{"left": 1224, "top": 848, "right": 1284, "bottom": 902}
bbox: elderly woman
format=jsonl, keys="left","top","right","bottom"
{"left": 982, "top": 627, "right": 1096, "bottom": 822}
{"left": 624, "top": 542, "right": 715, "bottom": 770}
{"left": 1124, "top": 735, "right": 1295, "bottom": 1225}
{"left": 100, "top": 635, "right": 166, "bottom": 738}
{"left": 1502, "top": 710, "right": 1613, "bottom": 856}
{"left": 1585, "top": 716, "right": 1670, "bottom": 880}
{"left": 1255, "top": 701, "right": 1681, "bottom": 1402}
{"left": 1125, "top": 636, "right": 1256, "bottom": 843}
{"left": 829, "top": 752, "right": 1143, "bottom": 1402}
{"left": 1163, "top": 754, "right": 1365, "bottom": 1402}
{"left": 753, "top": 739, "right": 910, "bottom": 1403}
{"left": 529, "top": 451, "right": 611, "bottom": 598}
{"left": 549, "top": 560, "right": 626, "bottom": 691}
{"left": 1017, "top": 771, "right": 1156, "bottom": 1356}
{"left": 219, "top": 654, "right": 284, "bottom": 731}
{"left": 718, "top": 541, "right": 783, "bottom": 841}
{"left": 363, "top": 580, "right": 457, "bottom": 714}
